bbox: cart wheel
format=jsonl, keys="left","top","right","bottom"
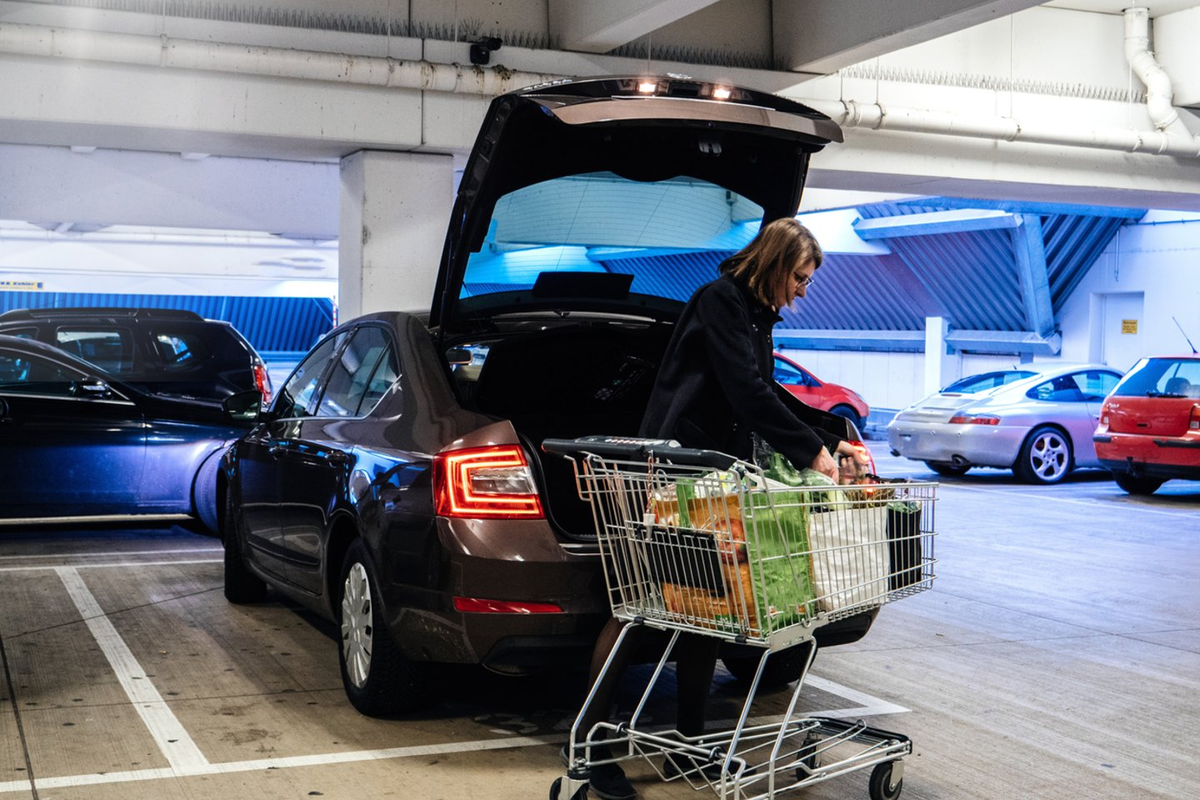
{"left": 549, "top": 777, "right": 588, "bottom": 800}
{"left": 868, "top": 761, "right": 903, "bottom": 800}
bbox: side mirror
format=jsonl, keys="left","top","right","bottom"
{"left": 223, "top": 389, "right": 262, "bottom": 422}
{"left": 73, "top": 378, "right": 113, "bottom": 400}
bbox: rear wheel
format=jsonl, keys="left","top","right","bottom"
{"left": 868, "top": 762, "right": 903, "bottom": 800}
{"left": 338, "top": 539, "right": 429, "bottom": 716}
{"left": 924, "top": 461, "right": 970, "bottom": 477}
{"left": 1112, "top": 471, "right": 1164, "bottom": 495}
{"left": 222, "top": 492, "right": 267, "bottom": 604}
{"left": 721, "top": 642, "right": 813, "bottom": 688}
{"left": 1014, "top": 426, "right": 1072, "bottom": 484}
{"left": 829, "top": 404, "right": 862, "bottom": 431}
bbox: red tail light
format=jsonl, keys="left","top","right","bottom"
{"left": 453, "top": 597, "right": 562, "bottom": 614}
{"left": 1191, "top": 404, "right": 1200, "bottom": 431}
{"left": 253, "top": 363, "right": 273, "bottom": 405}
{"left": 433, "top": 445, "right": 544, "bottom": 519}
{"left": 949, "top": 414, "right": 1000, "bottom": 425}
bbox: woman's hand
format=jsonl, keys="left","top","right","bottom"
{"left": 810, "top": 447, "right": 839, "bottom": 481}
{"left": 835, "top": 441, "right": 871, "bottom": 468}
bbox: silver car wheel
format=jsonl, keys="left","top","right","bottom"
{"left": 341, "top": 562, "right": 373, "bottom": 689}
{"left": 1029, "top": 430, "right": 1069, "bottom": 482}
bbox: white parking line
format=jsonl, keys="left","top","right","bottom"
{"left": 54, "top": 567, "right": 210, "bottom": 771}
{"left": 0, "top": 548, "right": 221, "bottom": 561}
{"left": 943, "top": 483, "right": 1199, "bottom": 517}
{"left": 0, "top": 558, "right": 222, "bottom": 573}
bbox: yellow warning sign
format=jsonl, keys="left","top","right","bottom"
{"left": 1121, "top": 319, "right": 1138, "bottom": 335}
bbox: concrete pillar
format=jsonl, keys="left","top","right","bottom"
{"left": 924, "top": 316, "right": 958, "bottom": 395}
{"left": 339, "top": 150, "right": 454, "bottom": 321}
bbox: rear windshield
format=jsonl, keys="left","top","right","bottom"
{"left": 1111, "top": 357, "right": 1200, "bottom": 398}
{"left": 943, "top": 370, "right": 1037, "bottom": 394}
{"left": 460, "top": 171, "right": 764, "bottom": 306}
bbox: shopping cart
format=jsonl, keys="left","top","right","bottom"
{"left": 543, "top": 436, "right": 937, "bottom": 800}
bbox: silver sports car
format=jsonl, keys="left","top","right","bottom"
{"left": 887, "top": 364, "right": 1123, "bottom": 484}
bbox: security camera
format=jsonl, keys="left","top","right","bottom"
{"left": 469, "top": 36, "right": 503, "bottom": 66}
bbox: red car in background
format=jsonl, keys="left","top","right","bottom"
{"left": 1094, "top": 355, "right": 1200, "bottom": 494}
{"left": 773, "top": 351, "right": 870, "bottom": 431}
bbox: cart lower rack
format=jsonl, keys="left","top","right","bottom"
{"left": 544, "top": 437, "right": 938, "bottom": 800}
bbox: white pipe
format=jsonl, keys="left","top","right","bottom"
{"left": 0, "top": 22, "right": 562, "bottom": 97}
{"left": 1123, "top": 7, "right": 1184, "bottom": 134}
{"left": 807, "top": 98, "right": 1200, "bottom": 158}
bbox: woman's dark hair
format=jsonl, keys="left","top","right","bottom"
{"left": 720, "top": 218, "right": 824, "bottom": 308}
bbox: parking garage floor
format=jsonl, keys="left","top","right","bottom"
{"left": 1, "top": 446, "right": 1197, "bottom": 800}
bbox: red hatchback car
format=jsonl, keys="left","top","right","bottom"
{"left": 773, "top": 352, "right": 870, "bottom": 431}
{"left": 1094, "top": 355, "right": 1200, "bottom": 494}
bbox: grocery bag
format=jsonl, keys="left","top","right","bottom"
{"left": 886, "top": 500, "right": 923, "bottom": 591}
{"left": 741, "top": 489, "right": 819, "bottom": 633}
{"left": 808, "top": 503, "right": 889, "bottom": 613}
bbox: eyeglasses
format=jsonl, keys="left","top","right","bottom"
{"left": 793, "top": 273, "right": 815, "bottom": 289}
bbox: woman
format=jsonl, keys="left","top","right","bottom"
{"left": 573, "top": 218, "right": 868, "bottom": 800}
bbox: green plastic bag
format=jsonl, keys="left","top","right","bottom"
{"left": 742, "top": 489, "right": 819, "bottom": 632}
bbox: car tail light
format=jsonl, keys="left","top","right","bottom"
{"left": 253, "top": 363, "right": 273, "bottom": 405}
{"left": 949, "top": 414, "right": 1000, "bottom": 425}
{"left": 1191, "top": 404, "right": 1200, "bottom": 431}
{"left": 453, "top": 597, "right": 562, "bottom": 614}
{"left": 433, "top": 444, "right": 544, "bottom": 519}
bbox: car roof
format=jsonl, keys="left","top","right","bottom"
{"left": 0, "top": 307, "right": 205, "bottom": 323}
{"left": 430, "top": 76, "right": 841, "bottom": 331}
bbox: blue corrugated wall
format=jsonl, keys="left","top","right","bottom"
{"left": 0, "top": 293, "right": 334, "bottom": 353}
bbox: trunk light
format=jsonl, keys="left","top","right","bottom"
{"left": 949, "top": 414, "right": 1000, "bottom": 425}
{"left": 637, "top": 80, "right": 657, "bottom": 94}
{"left": 712, "top": 86, "right": 732, "bottom": 100}
{"left": 453, "top": 597, "right": 562, "bottom": 614}
{"left": 434, "top": 444, "right": 544, "bottom": 519}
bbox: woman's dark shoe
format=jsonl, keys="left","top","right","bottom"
{"left": 587, "top": 761, "right": 637, "bottom": 800}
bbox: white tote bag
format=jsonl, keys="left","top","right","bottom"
{"left": 808, "top": 504, "right": 889, "bottom": 614}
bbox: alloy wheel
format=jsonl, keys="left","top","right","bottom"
{"left": 1028, "top": 430, "right": 1069, "bottom": 482}
{"left": 341, "top": 562, "right": 373, "bottom": 689}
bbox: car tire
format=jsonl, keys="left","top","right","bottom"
{"left": 1014, "top": 426, "right": 1072, "bottom": 485}
{"left": 829, "top": 404, "right": 862, "bottom": 432}
{"left": 1112, "top": 471, "right": 1164, "bottom": 495}
{"left": 338, "top": 539, "right": 429, "bottom": 717}
{"left": 223, "top": 492, "right": 267, "bottom": 604}
{"left": 924, "top": 461, "right": 970, "bottom": 477}
{"left": 721, "top": 642, "right": 814, "bottom": 688}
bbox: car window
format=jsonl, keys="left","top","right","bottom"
{"left": 1112, "top": 357, "right": 1200, "bottom": 398}
{"left": 1027, "top": 374, "right": 1085, "bottom": 403}
{"left": 0, "top": 351, "right": 85, "bottom": 396}
{"left": 1077, "top": 370, "right": 1121, "bottom": 402}
{"left": 152, "top": 330, "right": 211, "bottom": 370}
{"left": 773, "top": 357, "right": 813, "bottom": 387}
{"left": 1, "top": 327, "right": 37, "bottom": 340}
{"left": 54, "top": 327, "right": 134, "bottom": 374}
{"left": 275, "top": 333, "right": 346, "bottom": 419}
{"left": 315, "top": 326, "right": 392, "bottom": 418}
{"left": 944, "top": 370, "right": 1037, "bottom": 393}
{"left": 357, "top": 343, "right": 399, "bottom": 416}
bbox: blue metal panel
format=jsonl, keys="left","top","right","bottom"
{"left": 854, "top": 209, "right": 1020, "bottom": 239}
{"left": 0, "top": 292, "right": 334, "bottom": 353}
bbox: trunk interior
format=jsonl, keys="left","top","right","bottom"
{"left": 445, "top": 319, "right": 674, "bottom": 539}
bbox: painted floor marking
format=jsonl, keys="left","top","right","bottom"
{"left": 943, "top": 483, "right": 1199, "bottom": 518}
{"left": 54, "top": 567, "right": 210, "bottom": 771}
{"left": 0, "top": 558, "right": 221, "bottom": 573}
{"left": 0, "top": 547, "right": 221, "bottom": 561}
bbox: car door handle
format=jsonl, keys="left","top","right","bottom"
{"left": 269, "top": 445, "right": 287, "bottom": 458}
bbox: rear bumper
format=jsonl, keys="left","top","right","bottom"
{"left": 1096, "top": 432, "right": 1200, "bottom": 479}
{"left": 887, "top": 420, "right": 1024, "bottom": 468}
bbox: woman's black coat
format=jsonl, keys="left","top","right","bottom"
{"left": 639, "top": 272, "right": 844, "bottom": 467}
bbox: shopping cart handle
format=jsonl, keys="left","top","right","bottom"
{"left": 541, "top": 436, "right": 739, "bottom": 470}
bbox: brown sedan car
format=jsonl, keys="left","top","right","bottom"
{"left": 220, "top": 76, "right": 867, "bottom": 715}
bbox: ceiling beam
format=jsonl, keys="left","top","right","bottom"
{"left": 773, "top": 0, "right": 1045, "bottom": 75}
{"left": 548, "top": 0, "right": 721, "bottom": 53}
